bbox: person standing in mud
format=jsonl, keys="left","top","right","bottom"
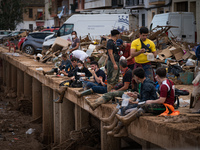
{"left": 106, "top": 29, "right": 121, "bottom": 92}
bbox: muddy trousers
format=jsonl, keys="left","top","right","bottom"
{"left": 139, "top": 103, "right": 166, "bottom": 115}
{"left": 107, "top": 60, "right": 120, "bottom": 92}
{"left": 100, "top": 90, "right": 125, "bottom": 103}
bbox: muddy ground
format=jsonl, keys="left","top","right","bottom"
{"left": 0, "top": 89, "right": 45, "bottom": 150}
{"left": 0, "top": 86, "right": 101, "bottom": 150}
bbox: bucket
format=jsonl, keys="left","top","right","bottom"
{"left": 179, "top": 71, "right": 194, "bottom": 85}
{"left": 147, "top": 53, "right": 155, "bottom": 61}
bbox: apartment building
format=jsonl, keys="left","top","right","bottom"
{"left": 45, "top": 0, "right": 199, "bottom": 42}
{"left": 16, "top": 0, "right": 45, "bottom": 31}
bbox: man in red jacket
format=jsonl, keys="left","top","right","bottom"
{"left": 116, "top": 39, "right": 135, "bottom": 70}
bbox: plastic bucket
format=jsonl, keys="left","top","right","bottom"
{"left": 179, "top": 71, "right": 194, "bottom": 85}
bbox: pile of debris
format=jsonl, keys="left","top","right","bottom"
{"left": 37, "top": 35, "right": 108, "bottom": 67}
{"left": 31, "top": 25, "right": 199, "bottom": 85}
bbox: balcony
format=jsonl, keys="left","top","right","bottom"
{"left": 149, "top": 0, "right": 165, "bottom": 5}
{"left": 125, "top": 0, "right": 145, "bottom": 9}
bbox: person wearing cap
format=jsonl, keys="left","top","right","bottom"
{"left": 130, "top": 27, "right": 157, "bottom": 81}
{"left": 116, "top": 39, "right": 135, "bottom": 70}
{"left": 106, "top": 29, "right": 121, "bottom": 92}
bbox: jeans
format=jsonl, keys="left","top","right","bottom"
{"left": 92, "top": 86, "right": 107, "bottom": 94}
{"left": 128, "top": 64, "right": 135, "bottom": 70}
{"left": 134, "top": 63, "right": 154, "bottom": 81}
{"left": 83, "top": 81, "right": 98, "bottom": 89}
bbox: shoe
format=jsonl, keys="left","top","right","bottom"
{"left": 43, "top": 68, "right": 55, "bottom": 75}
{"left": 55, "top": 86, "right": 68, "bottom": 95}
{"left": 101, "top": 108, "right": 119, "bottom": 124}
{"left": 53, "top": 89, "right": 66, "bottom": 103}
{"left": 53, "top": 97, "right": 63, "bottom": 103}
{"left": 107, "top": 122, "right": 123, "bottom": 136}
{"left": 113, "top": 127, "right": 128, "bottom": 138}
{"left": 116, "top": 108, "right": 144, "bottom": 126}
{"left": 103, "top": 117, "right": 118, "bottom": 131}
{"left": 85, "top": 97, "right": 107, "bottom": 111}
{"left": 107, "top": 84, "right": 113, "bottom": 92}
{"left": 77, "top": 89, "right": 93, "bottom": 98}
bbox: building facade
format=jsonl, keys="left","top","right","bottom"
{"left": 16, "top": 0, "right": 45, "bottom": 31}
{"left": 45, "top": 0, "right": 199, "bottom": 42}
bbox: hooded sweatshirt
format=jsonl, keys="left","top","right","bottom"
{"left": 139, "top": 78, "right": 158, "bottom": 102}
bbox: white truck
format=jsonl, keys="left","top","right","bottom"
{"left": 150, "top": 12, "right": 196, "bottom": 43}
{"left": 42, "top": 13, "right": 136, "bottom": 51}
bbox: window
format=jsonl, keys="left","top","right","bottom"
{"left": 29, "top": 9, "right": 33, "bottom": 18}
{"left": 58, "top": 24, "right": 74, "bottom": 36}
{"left": 37, "top": 12, "right": 43, "bottom": 20}
{"left": 176, "top": 2, "right": 188, "bottom": 12}
{"left": 142, "top": 14, "right": 145, "bottom": 26}
{"left": 126, "top": 0, "right": 143, "bottom": 6}
{"left": 29, "top": 24, "right": 33, "bottom": 31}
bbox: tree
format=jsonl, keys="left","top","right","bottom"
{"left": 0, "top": 0, "right": 24, "bottom": 30}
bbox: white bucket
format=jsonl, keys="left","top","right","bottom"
{"left": 147, "top": 53, "right": 155, "bottom": 61}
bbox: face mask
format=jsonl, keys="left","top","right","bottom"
{"left": 79, "top": 66, "right": 83, "bottom": 70}
{"left": 72, "top": 35, "right": 76, "bottom": 38}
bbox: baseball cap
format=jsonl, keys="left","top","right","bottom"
{"left": 116, "top": 39, "right": 123, "bottom": 46}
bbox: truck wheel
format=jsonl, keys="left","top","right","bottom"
{"left": 23, "top": 45, "right": 35, "bottom": 55}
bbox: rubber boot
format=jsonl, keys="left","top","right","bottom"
{"left": 113, "top": 127, "right": 128, "bottom": 138}
{"left": 107, "top": 122, "right": 123, "bottom": 136}
{"left": 107, "top": 84, "right": 113, "bottom": 92}
{"left": 101, "top": 108, "right": 119, "bottom": 124}
{"left": 55, "top": 86, "right": 68, "bottom": 95}
{"left": 77, "top": 89, "right": 93, "bottom": 97}
{"left": 54, "top": 90, "right": 65, "bottom": 103}
{"left": 85, "top": 97, "right": 107, "bottom": 111}
{"left": 54, "top": 87, "right": 68, "bottom": 103}
{"left": 116, "top": 108, "right": 144, "bottom": 126}
{"left": 43, "top": 68, "right": 55, "bottom": 75}
{"left": 103, "top": 117, "right": 118, "bottom": 131}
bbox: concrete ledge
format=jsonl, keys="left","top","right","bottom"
{"left": 1, "top": 47, "right": 200, "bottom": 149}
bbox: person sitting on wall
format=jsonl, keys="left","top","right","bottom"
{"left": 69, "top": 49, "right": 95, "bottom": 67}
{"left": 100, "top": 67, "right": 158, "bottom": 138}
{"left": 43, "top": 53, "right": 71, "bottom": 76}
{"left": 113, "top": 67, "right": 177, "bottom": 137}
{"left": 60, "top": 57, "right": 78, "bottom": 77}
{"left": 85, "top": 59, "right": 132, "bottom": 111}
{"left": 77, "top": 61, "right": 107, "bottom": 97}
{"left": 54, "top": 60, "right": 92, "bottom": 103}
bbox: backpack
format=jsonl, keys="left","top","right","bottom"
{"left": 195, "top": 45, "right": 200, "bottom": 60}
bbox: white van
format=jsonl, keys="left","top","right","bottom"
{"left": 43, "top": 14, "right": 135, "bottom": 51}
{"left": 150, "top": 12, "right": 196, "bottom": 43}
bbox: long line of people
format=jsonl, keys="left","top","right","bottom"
{"left": 43, "top": 28, "right": 177, "bottom": 138}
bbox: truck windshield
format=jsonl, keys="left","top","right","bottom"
{"left": 58, "top": 24, "right": 74, "bottom": 36}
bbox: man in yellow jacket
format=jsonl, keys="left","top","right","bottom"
{"left": 131, "top": 26, "right": 157, "bottom": 81}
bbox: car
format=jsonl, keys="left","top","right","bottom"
{"left": 1, "top": 31, "right": 25, "bottom": 43}
{"left": 18, "top": 37, "right": 26, "bottom": 50}
{"left": 41, "top": 28, "right": 59, "bottom": 33}
{"left": 0, "top": 30, "right": 12, "bottom": 39}
{"left": 22, "top": 32, "right": 54, "bottom": 55}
